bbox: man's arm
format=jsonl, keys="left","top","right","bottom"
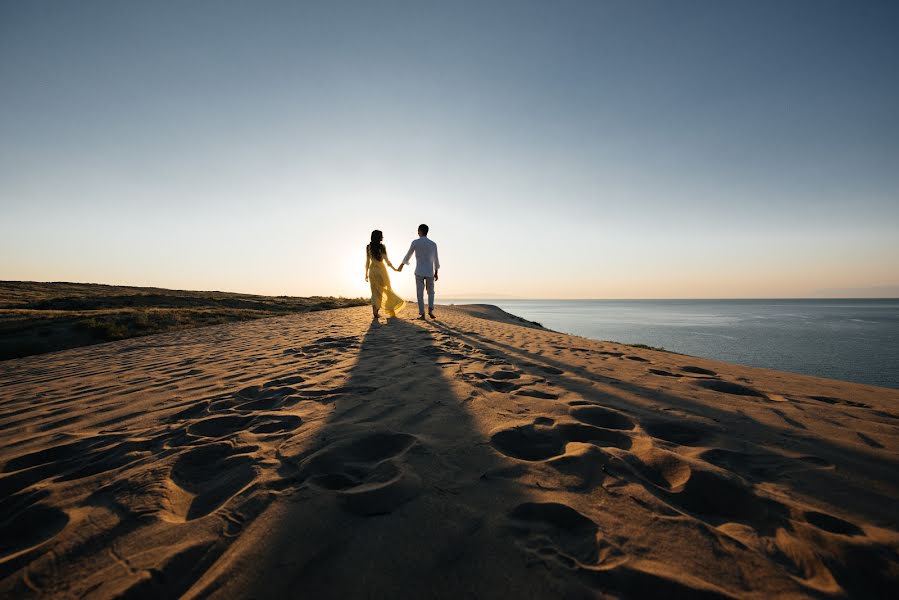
{"left": 433, "top": 244, "right": 439, "bottom": 280}
{"left": 401, "top": 240, "right": 416, "bottom": 265}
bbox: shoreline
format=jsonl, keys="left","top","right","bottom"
{"left": 448, "top": 298, "right": 899, "bottom": 390}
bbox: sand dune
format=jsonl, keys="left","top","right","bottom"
{"left": 1, "top": 304, "right": 897, "bottom": 598}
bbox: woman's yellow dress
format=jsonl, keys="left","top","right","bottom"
{"left": 367, "top": 247, "right": 406, "bottom": 317}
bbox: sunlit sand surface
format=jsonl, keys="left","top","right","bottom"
{"left": 1, "top": 304, "right": 897, "bottom": 598}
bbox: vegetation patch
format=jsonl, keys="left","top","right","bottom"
{"left": 0, "top": 281, "right": 367, "bottom": 360}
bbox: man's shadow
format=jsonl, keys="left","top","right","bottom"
{"left": 233, "top": 317, "right": 559, "bottom": 599}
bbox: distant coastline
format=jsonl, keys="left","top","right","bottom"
{"left": 446, "top": 298, "right": 899, "bottom": 389}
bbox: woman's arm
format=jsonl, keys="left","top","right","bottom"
{"left": 384, "top": 246, "right": 398, "bottom": 271}
{"left": 364, "top": 246, "right": 371, "bottom": 281}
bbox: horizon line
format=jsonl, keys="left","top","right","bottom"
{"left": 3, "top": 280, "right": 898, "bottom": 302}
{"left": 443, "top": 297, "right": 899, "bottom": 301}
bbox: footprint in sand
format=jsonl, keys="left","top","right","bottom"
{"left": 514, "top": 389, "right": 560, "bottom": 400}
{"left": 264, "top": 375, "right": 306, "bottom": 387}
{"left": 680, "top": 365, "right": 717, "bottom": 376}
{"left": 540, "top": 443, "right": 614, "bottom": 492}
{"left": 187, "top": 415, "right": 255, "bottom": 438}
{"left": 115, "top": 542, "right": 216, "bottom": 598}
{"left": 506, "top": 500, "right": 741, "bottom": 599}
{"left": 421, "top": 345, "right": 467, "bottom": 362}
{"left": 660, "top": 466, "right": 786, "bottom": 526}
{"left": 803, "top": 511, "right": 863, "bottom": 536}
{"left": 469, "top": 367, "right": 562, "bottom": 398}
{"left": 622, "top": 447, "right": 694, "bottom": 491}
{"left": 230, "top": 383, "right": 305, "bottom": 411}
{"left": 475, "top": 378, "right": 523, "bottom": 393}
{"left": 169, "top": 399, "right": 214, "bottom": 421}
{"left": 625, "top": 355, "right": 650, "bottom": 363}
{"left": 648, "top": 368, "right": 683, "bottom": 378}
{"left": 693, "top": 379, "right": 768, "bottom": 399}
{"left": 698, "top": 448, "right": 833, "bottom": 481}
{"left": 249, "top": 415, "right": 303, "bottom": 434}
{"left": 0, "top": 493, "right": 69, "bottom": 559}
{"left": 569, "top": 406, "right": 636, "bottom": 431}
{"left": 507, "top": 502, "right": 607, "bottom": 568}
{"left": 170, "top": 442, "right": 259, "bottom": 520}
{"left": 186, "top": 413, "right": 303, "bottom": 439}
{"left": 567, "top": 400, "right": 593, "bottom": 407}
{"left": 490, "top": 370, "right": 522, "bottom": 380}
{"left": 490, "top": 415, "right": 632, "bottom": 462}
{"left": 299, "top": 430, "right": 421, "bottom": 516}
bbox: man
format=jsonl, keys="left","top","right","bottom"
{"left": 399, "top": 223, "right": 440, "bottom": 319}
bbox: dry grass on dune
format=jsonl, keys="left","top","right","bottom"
{"left": 0, "top": 281, "right": 366, "bottom": 360}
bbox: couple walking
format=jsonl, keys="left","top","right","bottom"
{"left": 365, "top": 224, "right": 439, "bottom": 321}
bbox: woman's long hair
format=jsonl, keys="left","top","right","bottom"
{"left": 369, "top": 230, "right": 384, "bottom": 261}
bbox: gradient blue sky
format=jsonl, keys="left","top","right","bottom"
{"left": 2, "top": 0, "right": 897, "bottom": 299}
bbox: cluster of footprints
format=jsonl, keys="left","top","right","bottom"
{"left": 2, "top": 313, "right": 895, "bottom": 598}
{"left": 490, "top": 398, "right": 886, "bottom": 596}
{"left": 158, "top": 375, "right": 311, "bottom": 522}
{"left": 0, "top": 320, "right": 412, "bottom": 598}
{"left": 291, "top": 430, "right": 421, "bottom": 516}
{"left": 422, "top": 325, "right": 895, "bottom": 596}
{"left": 1, "top": 373, "right": 314, "bottom": 554}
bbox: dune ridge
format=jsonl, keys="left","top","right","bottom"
{"left": 1, "top": 304, "right": 897, "bottom": 598}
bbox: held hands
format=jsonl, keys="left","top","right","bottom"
{"left": 395, "top": 263, "right": 404, "bottom": 272}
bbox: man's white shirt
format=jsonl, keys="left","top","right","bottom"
{"left": 402, "top": 237, "right": 440, "bottom": 277}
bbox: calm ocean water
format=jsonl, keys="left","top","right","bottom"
{"left": 446, "top": 299, "right": 899, "bottom": 390}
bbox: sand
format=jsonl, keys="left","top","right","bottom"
{"left": 1, "top": 304, "right": 897, "bottom": 598}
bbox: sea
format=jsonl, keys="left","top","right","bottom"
{"left": 444, "top": 299, "right": 899, "bottom": 390}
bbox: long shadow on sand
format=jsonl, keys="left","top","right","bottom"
{"left": 207, "top": 318, "right": 565, "bottom": 598}
{"left": 9, "top": 309, "right": 894, "bottom": 598}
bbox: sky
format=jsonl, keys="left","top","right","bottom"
{"left": 1, "top": 0, "right": 897, "bottom": 299}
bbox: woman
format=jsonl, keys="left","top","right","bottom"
{"left": 365, "top": 230, "right": 406, "bottom": 319}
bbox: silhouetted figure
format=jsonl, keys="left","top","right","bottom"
{"left": 398, "top": 223, "right": 440, "bottom": 320}
{"left": 365, "top": 229, "right": 405, "bottom": 320}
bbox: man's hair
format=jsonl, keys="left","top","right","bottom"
{"left": 418, "top": 223, "right": 429, "bottom": 235}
